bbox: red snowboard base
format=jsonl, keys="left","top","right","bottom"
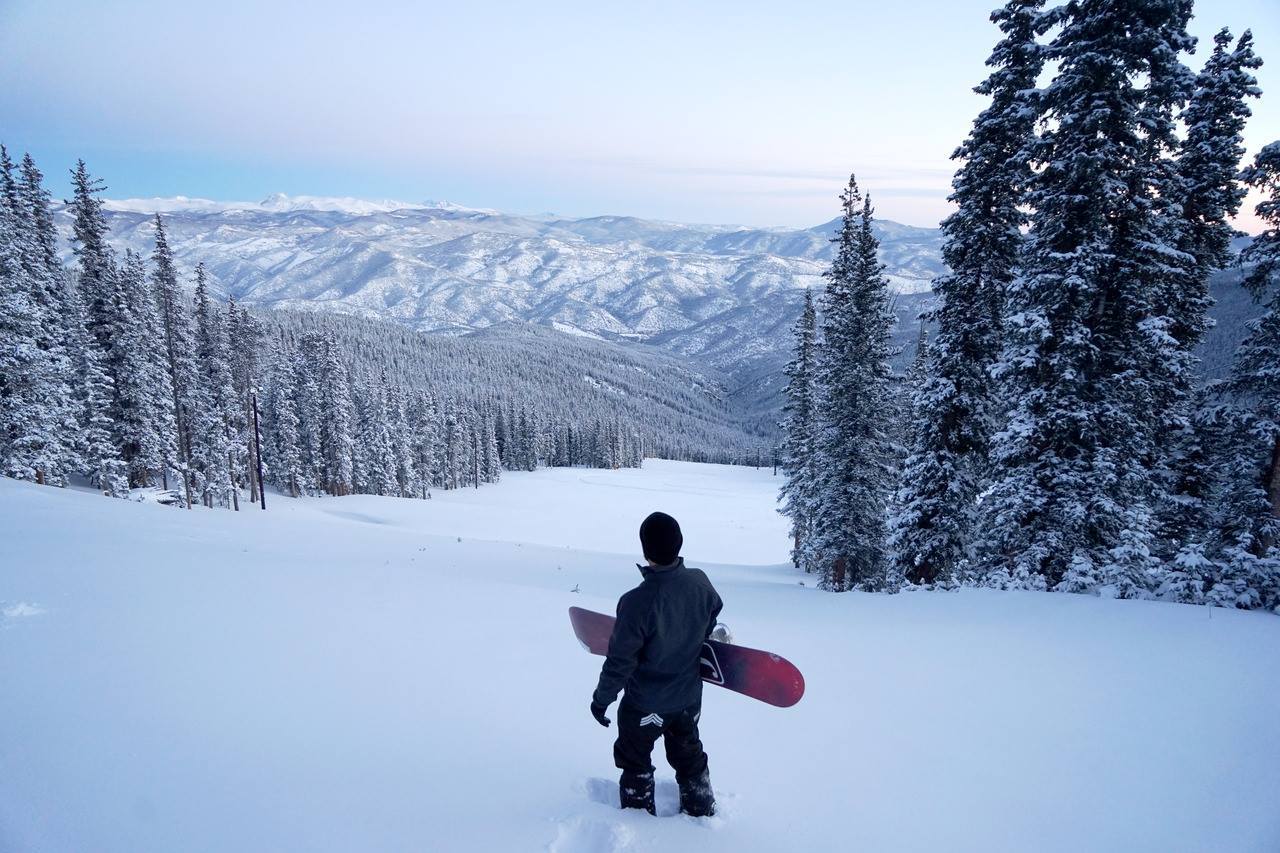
{"left": 569, "top": 606, "right": 805, "bottom": 708}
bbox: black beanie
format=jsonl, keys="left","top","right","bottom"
{"left": 640, "top": 511, "right": 683, "bottom": 565}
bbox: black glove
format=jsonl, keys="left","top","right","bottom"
{"left": 590, "top": 701, "right": 611, "bottom": 727}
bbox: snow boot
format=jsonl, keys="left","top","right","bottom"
{"left": 619, "top": 769, "right": 656, "bottom": 814}
{"left": 678, "top": 768, "right": 715, "bottom": 817}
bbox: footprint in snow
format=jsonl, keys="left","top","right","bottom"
{"left": 1, "top": 602, "right": 46, "bottom": 627}
{"left": 547, "top": 816, "right": 634, "bottom": 853}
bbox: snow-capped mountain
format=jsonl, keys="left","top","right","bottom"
{"left": 59, "top": 196, "right": 946, "bottom": 384}
{"left": 57, "top": 195, "right": 1254, "bottom": 431}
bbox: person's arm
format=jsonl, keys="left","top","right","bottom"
{"left": 705, "top": 586, "right": 723, "bottom": 640}
{"left": 592, "top": 592, "right": 649, "bottom": 708}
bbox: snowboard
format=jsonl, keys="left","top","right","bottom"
{"left": 569, "top": 606, "right": 805, "bottom": 708}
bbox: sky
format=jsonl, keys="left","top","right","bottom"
{"left": 2, "top": 0, "right": 1278, "bottom": 229}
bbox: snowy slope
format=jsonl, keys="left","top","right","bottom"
{"left": 2, "top": 466, "right": 1278, "bottom": 852}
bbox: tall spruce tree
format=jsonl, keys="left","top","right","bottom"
{"left": 1156, "top": 29, "right": 1263, "bottom": 557}
{"left": 778, "top": 287, "right": 818, "bottom": 568}
{"left": 316, "top": 335, "right": 355, "bottom": 495}
{"left": 68, "top": 162, "right": 118, "bottom": 360}
{"left": 0, "top": 153, "right": 48, "bottom": 482}
{"left": 14, "top": 153, "right": 79, "bottom": 484}
{"left": 808, "top": 176, "right": 897, "bottom": 591}
{"left": 64, "top": 278, "right": 128, "bottom": 496}
{"left": 152, "top": 214, "right": 203, "bottom": 506}
{"left": 114, "top": 250, "right": 176, "bottom": 486}
{"left": 978, "top": 0, "right": 1196, "bottom": 596}
{"left": 64, "top": 160, "right": 129, "bottom": 494}
{"left": 225, "top": 297, "right": 261, "bottom": 501}
{"left": 1205, "top": 141, "right": 1280, "bottom": 610}
{"left": 890, "top": 0, "right": 1046, "bottom": 586}
{"left": 194, "top": 263, "right": 241, "bottom": 507}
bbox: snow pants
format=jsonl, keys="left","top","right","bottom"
{"left": 614, "top": 698, "right": 714, "bottom": 816}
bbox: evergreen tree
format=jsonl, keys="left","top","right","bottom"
{"left": 808, "top": 176, "right": 897, "bottom": 591}
{"left": 386, "top": 383, "right": 416, "bottom": 498}
{"left": 409, "top": 390, "right": 440, "bottom": 498}
{"left": 14, "top": 153, "right": 79, "bottom": 484}
{"left": 194, "top": 264, "right": 241, "bottom": 507}
{"left": 114, "top": 250, "right": 175, "bottom": 486}
{"left": 65, "top": 279, "right": 127, "bottom": 496}
{"left": 68, "top": 161, "right": 118, "bottom": 360}
{"left": 978, "top": 0, "right": 1194, "bottom": 596}
{"left": 226, "top": 298, "right": 262, "bottom": 501}
{"left": 481, "top": 406, "right": 502, "bottom": 484}
{"left": 778, "top": 287, "right": 819, "bottom": 569}
{"left": 1150, "top": 27, "right": 1259, "bottom": 557}
{"left": 319, "top": 336, "right": 356, "bottom": 495}
{"left": 263, "top": 344, "right": 307, "bottom": 498}
{"left": 152, "top": 215, "right": 202, "bottom": 507}
{"left": 890, "top": 0, "right": 1045, "bottom": 586}
{"left": 0, "top": 155, "right": 50, "bottom": 482}
{"left": 354, "top": 374, "right": 396, "bottom": 496}
{"left": 1207, "top": 141, "right": 1280, "bottom": 610}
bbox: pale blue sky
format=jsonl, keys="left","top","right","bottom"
{"left": 2, "top": 0, "right": 1277, "bottom": 227}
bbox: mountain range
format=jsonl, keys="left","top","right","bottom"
{"left": 56, "top": 195, "right": 1258, "bottom": 434}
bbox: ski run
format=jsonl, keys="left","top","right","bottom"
{"left": 3, "top": 460, "right": 1278, "bottom": 852}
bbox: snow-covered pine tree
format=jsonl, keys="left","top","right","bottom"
{"left": 384, "top": 383, "right": 417, "bottom": 498}
{"left": 1150, "top": 27, "right": 1260, "bottom": 560}
{"left": 13, "top": 153, "right": 79, "bottom": 484}
{"left": 356, "top": 373, "right": 396, "bottom": 496}
{"left": 312, "top": 334, "right": 355, "bottom": 496}
{"left": 1205, "top": 141, "right": 1280, "bottom": 610}
{"left": 114, "top": 250, "right": 176, "bottom": 487}
{"left": 778, "top": 287, "right": 819, "bottom": 569}
{"left": 68, "top": 162, "right": 119, "bottom": 362}
{"left": 0, "top": 149, "right": 71, "bottom": 484}
{"left": 62, "top": 160, "right": 128, "bottom": 495}
{"left": 263, "top": 344, "right": 307, "bottom": 498}
{"left": 1179, "top": 30, "right": 1263, "bottom": 288}
{"left": 1240, "top": 142, "right": 1280, "bottom": 297}
{"left": 0, "top": 152, "right": 47, "bottom": 483}
{"left": 809, "top": 176, "right": 897, "bottom": 591}
{"left": 481, "top": 405, "right": 502, "bottom": 484}
{"left": 978, "top": 0, "right": 1194, "bottom": 597}
{"left": 442, "top": 400, "right": 465, "bottom": 490}
{"left": 408, "top": 390, "right": 440, "bottom": 498}
{"left": 226, "top": 298, "right": 263, "bottom": 502}
{"left": 151, "top": 214, "right": 204, "bottom": 507}
{"left": 194, "top": 263, "right": 242, "bottom": 508}
{"left": 890, "top": 0, "right": 1045, "bottom": 586}
{"left": 516, "top": 405, "right": 536, "bottom": 471}
{"left": 64, "top": 277, "right": 128, "bottom": 496}
{"left": 291, "top": 337, "right": 324, "bottom": 494}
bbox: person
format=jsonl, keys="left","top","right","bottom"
{"left": 589, "top": 511, "right": 723, "bottom": 817}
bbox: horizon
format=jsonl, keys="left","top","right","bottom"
{"left": 4, "top": 0, "right": 1277, "bottom": 232}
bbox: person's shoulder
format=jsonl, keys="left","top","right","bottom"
{"left": 682, "top": 565, "right": 711, "bottom": 583}
{"left": 684, "top": 566, "right": 720, "bottom": 595}
{"left": 619, "top": 583, "right": 655, "bottom": 610}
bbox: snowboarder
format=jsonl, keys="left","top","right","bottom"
{"left": 589, "top": 511, "right": 723, "bottom": 817}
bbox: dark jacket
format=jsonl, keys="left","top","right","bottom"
{"left": 593, "top": 558, "right": 723, "bottom": 714}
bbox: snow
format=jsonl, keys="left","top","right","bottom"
{"left": 1, "top": 601, "right": 45, "bottom": 621}
{"left": 2, "top": 461, "right": 1279, "bottom": 852}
